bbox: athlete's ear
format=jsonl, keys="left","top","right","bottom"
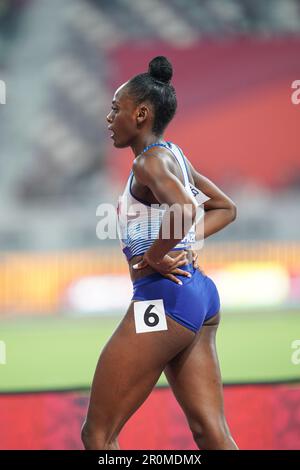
{"left": 136, "top": 105, "right": 149, "bottom": 126}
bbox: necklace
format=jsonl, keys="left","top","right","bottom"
{"left": 142, "top": 142, "right": 170, "bottom": 153}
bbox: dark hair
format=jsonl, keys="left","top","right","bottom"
{"left": 126, "top": 56, "right": 177, "bottom": 136}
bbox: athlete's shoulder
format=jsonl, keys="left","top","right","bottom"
{"left": 132, "top": 151, "right": 169, "bottom": 185}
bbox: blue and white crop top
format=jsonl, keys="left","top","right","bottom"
{"left": 116, "top": 141, "right": 210, "bottom": 261}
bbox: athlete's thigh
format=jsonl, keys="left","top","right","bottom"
{"left": 164, "top": 313, "right": 224, "bottom": 425}
{"left": 86, "top": 300, "right": 195, "bottom": 436}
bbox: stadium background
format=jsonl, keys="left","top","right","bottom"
{"left": 0, "top": 0, "right": 300, "bottom": 449}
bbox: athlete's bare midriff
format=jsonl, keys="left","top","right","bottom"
{"left": 128, "top": 248, "right": 193, "bottom": 283}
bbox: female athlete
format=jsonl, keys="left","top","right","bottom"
{"left": 82, "top": 56, "right": 238, "bottom": 450}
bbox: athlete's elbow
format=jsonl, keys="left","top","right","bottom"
{"left": 229, "top": 202, "right": 237, "bottom": 222}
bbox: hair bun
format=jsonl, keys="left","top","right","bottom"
{"left": 148, "top": 56, "right": 173, "bottom": 84}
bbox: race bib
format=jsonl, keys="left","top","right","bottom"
{"left": 133, "top": 299, "right": 168, "bottom": 334}
{"left": 189, "top": 183, "right": 210, "bottom": 206}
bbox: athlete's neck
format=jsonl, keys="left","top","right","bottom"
{"left": 131, "top": 134, "right": 164, "bottom": 158}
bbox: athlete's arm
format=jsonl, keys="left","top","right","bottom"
{"left": 132, "top": 153, "right": 197, "bottom": 266}
{"left": 186, "top": 159, "right": 237, "bottom": 239}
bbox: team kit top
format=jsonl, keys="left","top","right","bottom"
{"left": 117, "top": 142, "right": 210, "bottom": 261}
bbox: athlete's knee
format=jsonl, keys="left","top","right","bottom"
{"left": 189, "top": 417, "right": 237, "bottom": 450}
{"left": 81, "top": 420, "right": 119, "bottom": 450}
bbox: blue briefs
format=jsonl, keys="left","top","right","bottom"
{"left": 131, "top": 263, "right": 220, "bottom": 333}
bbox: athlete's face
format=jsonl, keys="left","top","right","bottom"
{"left": 106, "top": 83, "right": 140, "bottom": 148}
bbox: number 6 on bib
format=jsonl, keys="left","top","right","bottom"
{"left": 133, "top": 299, "right": 168, "bottom": 334}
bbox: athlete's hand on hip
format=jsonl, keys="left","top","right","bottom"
{"left": 133, "top": 251, "right": 191, "bottom": 285}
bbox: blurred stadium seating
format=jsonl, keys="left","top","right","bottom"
{"left": 0, "top": 0, "right": 299, "bottom": 251}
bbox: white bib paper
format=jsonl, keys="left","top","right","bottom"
{"left": 134, "top": 299, "right": 168, "bottom": 334}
